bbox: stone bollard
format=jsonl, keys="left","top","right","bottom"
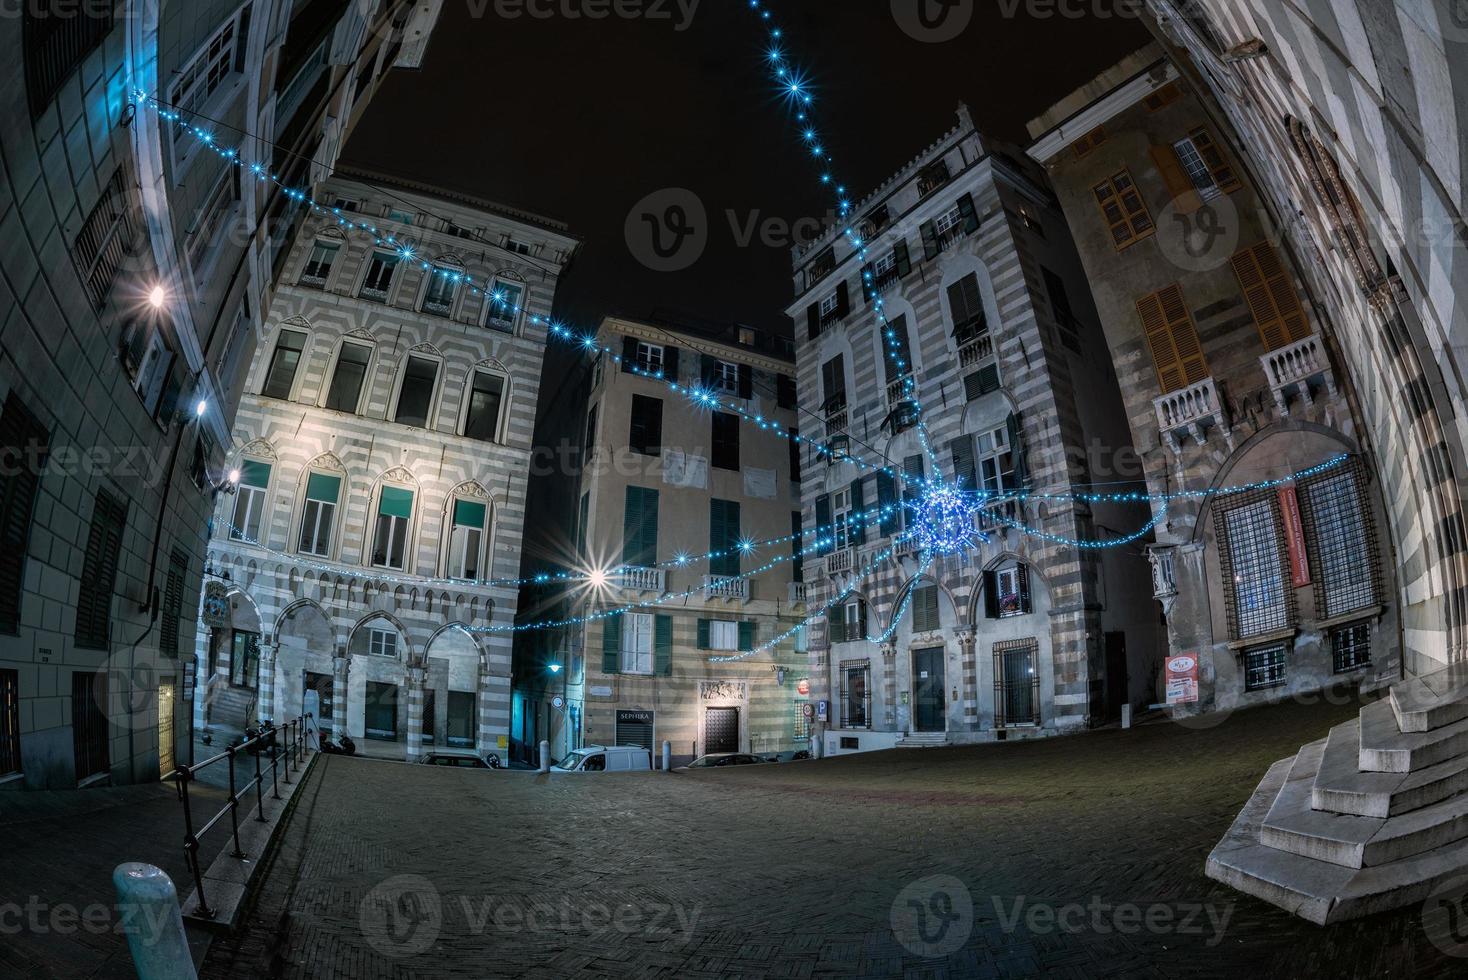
{"left": 1122, "top": 704, "right": 1132, "bottom": 730}
{"left": 539, "top": 739, "right": 550, "bottom": 773}
{"left": 662, "top": 740, "right": 671, "bottom": 772}
{"left": 112, "top": 863, "right": 197, "bottom": 980}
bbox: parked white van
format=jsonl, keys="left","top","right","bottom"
{"left": 551, "top": 745, "right": 651, "bottom": 773}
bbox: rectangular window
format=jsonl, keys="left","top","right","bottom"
{"left": 711, "top": 412, "right": 740, "bottom": 471}
{"left": 324, "top": 342, "right": 371, "bottom": 413}
{"left": 713, "top": 361, "right": 741, "bottom": 394}
{"left": 463, "top": 372, "right": 504, "bottom": 441}
{"left": 841, "top": 665, "right": 870, "bottom": 728}
{"left": 832, "top": 487, "right": 855, "bottom": 550}
{"left": 373, "top": 487, "right": 414, "bottom": 570}
{"left": 393, "top": 356, "right": 439, "bottom": 428}
{"left": 388, "top": 210, "right": 415, "bottom": 226}
{"left": 995, "top": 565, "right": 1030, "bottom": 617}
{"left": 621, "top": 613, "right": 655, "bottom": 674}
{"left": 1231, "top": 243, "right": 1312, "bottom": 351}
{"left": 622, "top": 486, "right": 659, "bottom": 569}
{"left": 709, "top": 499, "right": 741, "bottom": 577}
{"left": 297, "top": 472, "right": 341, "bottom": 557}
{"left": 261, "top": 329, "right": 307, "bottom": 400}
{"left": 709, "top": 620, "right": 739, "bottom": 651}
{"left": 1173, "top": 135, "right": 1222, "bottom": 201}
{"left": 635, "top": 342, "right": 664, "bottom": 375}
{"left": 449, "top": 498, "right": 487, "bottom": 580}
{"left": 159, "top": 549, "right": 188, "bottom": 657}
{"left": 883, "top": 314, "right": 914, "bottom": 384}
{"left": 230, "top": 460, "right": 271, "bottom": 543}
{"left": 1178, "top": 129, "right": 1239, "bottom": 194}
{"left": 629, "top": 395, "right": 663, "bottom": 456}
{"left": 793, "top": 698, "right": 810, "bottom": 742}
{"left": 360, "top": 250, "right": 400, "bottom": 301}
{"left": 169, "top": 12, "right": 246, "bottom": 157}
{"left": 486, "top": 279, "right": 523, "bottom": 331}
{"left": 1137, "top": 284, "right": 1209, "bottom": 393}
{"left": 369, "top": 629, "right": 398, "bottom": 658}
{"left": 75, "top": 490, "right": 126, "bottom": 650}
{"left": 1303, "top": 467, "right": 1377, "bottom": 618}
{"left": 791, "top": 510, "right": 804, "bottom": 583}
{"left": 788, "top": 427, "right": 802, "bottom": 483}
{"left": 912, "top": 585, "right": 940, "bottom": 632}
{"left": 1094, "top": 171, "right": 1154, "bottom": 249}
{"left": 422, "top": 268, "right": 459, "bottom": 316}
{"left": 1332, "top": 622, "right": 1372, "bottom": 674}
{"left": 73, "top": 169, "right": 138, "bottom": 310}
{"left": 821, "top": 355, "right": 847, "bottom": 414}
{"left": 978, "top": 426, "right": 1015, "bottom": 493}
{"left": 230, "top": 630, "right": 259, "bottom": 687}
{"left": 71, "top": 671, "right": 109, "bottom": 780}
{"left": 995, "top": 639, "right": 1040, "bottom": 725}
{"left": 0, "top": 669, "right": 18, "bottom": 775}
{"left": 505, "top": 238, "right": 532, "bottom": 256}
{"left": 947, "top": 274, "right": 987, "bottom": 343}
{"left": 1219, "top": 498, "right": 1290, "bottom": 639}
{"left": 1244, "top": 644, "right": 1288, "bottom": 691}
{"left": 301, "top": 240, "right": 340, "bottom": 287}
{"left": 0, "top": 394, "right": 49, "bottom": 634}
{"left": 1072, "top": 125, "right": 1106, "bottom": 157}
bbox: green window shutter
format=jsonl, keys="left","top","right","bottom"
{"left": 814, "top": 495, "right": 832, "bottom": 556}
{"left": 849, "top": 479, "right": 867, "bottom": 545}
{"left": 379, "top": 486, "right": 414, "bottom": 518}
{"left": 453, "top": 499, "right": 486, "bottom": 529}
{"left": 655, "top": 615, "right": 673, "bottom": 675}
{"left": 914, "top": 585, "right": 941, "bottom": 632}
{"left": 602, "top": 614, "right": 622, "bottom": 673}
{"left": 697, "top": 618, "right": 711, "bottom": 649}
{"left": 1007, "top": 412, "right": 1030, "bottom": 487}
{"left": 240, "top": 459, "right": 272, "bottom": 488}
{"left": 306, "top": 472, "right": 342, "bottom": 503}
{"left": 709, "top": 499, "right": 740, "bottom": 577}
{"left": 738, "top": 621, "right": 755, "bottom": 652}
{"left": 877, "top": 471, "right": 898, "bottom": 537}
{"left": 828, "top": 612, "right": 843, "bottom": 645}
{"left": 641, "top": 487, "right": 659, "bottom": 564}
{"left": 623, "top": 487, "right": 645, "bottom": 566}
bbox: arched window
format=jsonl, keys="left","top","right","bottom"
{"left": 445, "top": 491, "right": 491, "bottom": 581}
{"left": 391, "top": 348, "right": 442, "bottom": 429}
{"left": 370, "top": 475, "right": 418, "bottom": 571}
{"left": 420, "top": 255, "right": 466, "bottom": 317}
{"left": 321, "top": 337, "right": 374, "bottom": 414}
{"left": 259, "top": 321, "right": 311, "bottom": 401}
{"left": 229, "top": 456, "right": 272, "bottom": 543}
{"left": 459, "top": 362, "right": 509, "bottom": 442}
{"left": 296, "top": 464, "right": 345, "bottom": 558}
{"left": 485, "top": 273, "right": 526, "bottom": 333}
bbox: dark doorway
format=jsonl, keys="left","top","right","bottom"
{"left": 305, "top": 671, "right": 334, "bottom": 735}
{"left": 422, "top": 688, "right": 436, "bottom": 745}
{"left": 72, "top": 670, "right": 109, "bottom": 782}
{"left": 365, "top": 681, "right": 398, "bottom": 740}
{"left": 1104, "top": 631, "right": 1129, "bottom": 721}
{"left": 705, "top": 706, "right": 738, "bottom": 754}
{"left": 913, "top": 647, "right": 946, "bottom": 732}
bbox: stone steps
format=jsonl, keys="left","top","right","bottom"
{"left": 1207, "top": 662, "right": 1468, "bottom": 924}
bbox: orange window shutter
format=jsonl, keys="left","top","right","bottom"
{"left": 1095, "top": 180, "right": 1133, "bottom": 247}
{"left": 1162, "top": 285, "right": 1210, "bottom": 385}
{"left": 1149, "top": 144, "right": 1202, "bottom": 215}
{"left": 1232, "top": 243, "right": 1310, "bottom": 350}
{"left": 1138, "top": 289, "right": 1185, "bottom": 393}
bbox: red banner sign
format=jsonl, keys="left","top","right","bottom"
{"left": 1278, "top": 485, "right": 1311, "bottom": 588}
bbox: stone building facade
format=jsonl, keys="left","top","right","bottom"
{"left": 785, "top": 106, "right": 1161, "bottom": 755}
{"left": 0, "top": 0, "right": 435, "bottom": 789}
{"left": 203, "top": 172, "right": 579, "bottom": 764}
{"left": 531, "top": 316, "right": 809, "bottom": 767}
{"left": 1026, "top": 45, "right": 1400, "bottom": 715}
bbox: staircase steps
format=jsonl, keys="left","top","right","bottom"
{"left": 1207, "top": 662, "right": 1468, "bottom": 923}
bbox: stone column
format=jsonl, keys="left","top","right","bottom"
{"left": 405, "top": 663, "right": 426, "bottom": 763}
{"left": 881, "top": 641, "right": 898, "bottom": 730}
{"left": 477, "top": 664, "right": 498, "bottom": 760}
{"left": 958, "top": 627, "right": 978, "bottom": 728}
{"left": 332, "top": 651, "right": 350, "bottom": 738}
{"left": 256, "top": 641, "right": 276, "bottom": 724}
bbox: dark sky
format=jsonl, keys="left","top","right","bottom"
{"left": 342, "top": 0, "right": 1149, "bottom": 333}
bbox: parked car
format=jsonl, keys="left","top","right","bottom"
{"left": 420, "top": 749, "right": 499, "bottom": 769}
{"left": 551, "top": 745, "right": 651, "bottom": 773}
{"left": 683, "top": 753, "right": 771, "bottom": 769}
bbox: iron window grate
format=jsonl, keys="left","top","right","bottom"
{"left": 1244, "top": 644, "right": 1288, "bottom": 691}
{"left": 1299, "top": 457, "right": 1380, "bottom": 619}
{"left": 993, "top": 638, "right": 1040, "bottom": 726}
{"left": 1331, "top": 622, "right": 1372, "bottom": 674}
{"left": 1216, "top": 491, "right": 1293, "bottom": 640}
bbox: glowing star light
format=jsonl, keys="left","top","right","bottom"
{"left": 912, "top": 481, "right": 980, "bottom": 557}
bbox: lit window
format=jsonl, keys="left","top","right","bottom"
{"left": 709, "top": 620, "right": 738, "bottom": 651}
{"left": 230, "top": 460, "right": 271, "bottom": 543}
{"left": 297, "top": 472, "right": 341, "bottom": 557}
{"left": 373, "top": 486, "right": 414, "bottom": 569}
{"left": 621, "top": 613, "right": 654, "bottom": 674}
{"left": 832, "top": 487, "right": 855, "bottom": 550}
{"left": 369, "top": 629, "right": 398, "bottom": 658}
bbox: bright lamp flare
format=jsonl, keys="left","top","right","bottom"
{"left": 586, "top": 568, "right": 609, "bottom": 589}
{"left": 912, "top": 481, "right": 979, "bottom": 557}
{"left": 148, "top": 285, "right": 167, "bottom": 309}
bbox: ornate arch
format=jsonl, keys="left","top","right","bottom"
{"left": 347, "top": 610, "right": 416, "bottom": 663}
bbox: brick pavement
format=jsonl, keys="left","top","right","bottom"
{"left": 200, "top": 696, "right": 1466, "bottom": 979}
{"left": 0, "top": 780, "right": 229, "bottom": 980}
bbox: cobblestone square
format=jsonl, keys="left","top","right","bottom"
{"left": 200, "top": 696, "right": 1465, "bottom": 979}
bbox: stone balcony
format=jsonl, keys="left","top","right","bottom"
{"left": 958, "top": 332, "right": 994, "bottom": 369}
{"left": 825, "top": 548, "right": 854, "bottom": 576}
{"left": 1154, "top": 377, "right": 1233, "bottom": 453}
{"left": 703, "top": 575, "right": 749, "bottom": 603}
{"left": 1260, "top": 333, "right": 1336, "bottom": 416}
{"left": 617, "top": 566, "right": 665, "bottom": 595}
{"left": 788, "top": 581, "right": 809, "bottom": 607}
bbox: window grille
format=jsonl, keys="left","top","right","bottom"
{"left": 1244, "top": 643, "right": 1287, "bottom": 691}
{"left": 993, "top": 638, "right": 1040, "bottom": 726}
{"left": 839, "top": 664, "right": 870, "bottom": 728}
{"left": 1216, "top": 493, "right": 1293, "bottom": 639}
{"left": 1332, "top": 622, "right": 1372, "bottom": 674}
{"left": 1300, "top": 458, "right": 1379, "bottom": 619}
{"left": 74, "top": 169, "right": 138, "bottom": 310}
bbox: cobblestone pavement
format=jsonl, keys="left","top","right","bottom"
{"left": 200, "top": 695, "right": 1466, "bottom": 979}
{"left": 0, "top": 780, "right": 229, "bottom": 979}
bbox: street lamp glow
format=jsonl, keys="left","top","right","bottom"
{"left": 195, "top": 399, "right": 208, "bottom": 418}
{"left": 148, "top": 285, "right": 167, "bottom": 309}
{"left": 586, "top": 568, "right": 608, "bottom": 589}
{"left": 547, "top": 663, "right": 563, "bottom": 674}
{"left": 228, "top": 468, "right": 241, "bottom": 485}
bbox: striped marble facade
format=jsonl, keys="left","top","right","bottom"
{"left": 787, "top": 107, "right": 1160, "bottom": 750}
{"left": 1144, "top": 0, "right": 1468, "bottom": 674}
{"left": 201, "top": 173, "right": 579, "bottom": 763}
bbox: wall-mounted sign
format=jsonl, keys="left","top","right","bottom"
{"left": 181, "top": 661, "right": 197, "bottom": 701}
{"left": 1278, "top": 485, "right": 1311, "bottom": 588}
{"left": 551, "top": 695, "right": 566, "bottom": 711}
{"left": 1165, "top": 653, "right": 1199, "bottom": 705}
{"left": 589, "top": 685, "right": 613, "bottom": 698}
{"left": 796, "top": 678, "right": 810, "bottom": 696}
{"left": 802, "top": 703, "right": 814, "bottom": 719}
{"left": 201, "top": 582, "right": 231, "bottom": 629}
{"left": 816, "top": 700, "right": 829, "bottom": 722}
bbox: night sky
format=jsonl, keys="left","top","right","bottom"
{"left": 342, "top": 1, "right": 1150, "bottom": 334}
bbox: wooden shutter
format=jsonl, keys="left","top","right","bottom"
{"left": 964, "top": 364, "right": 1000, "bottom": 402}
{"left": 1137, "top": 284, "right": 1208, "bottom": 393}
{"left": 1006, "top": 412, "right": 1030, "bottom": 487}
{"left": 894, "top": 240, "right": 912, "bottom": 277}
{"left": 621, "top": 335, "right": 638, "bottom": 373}
{"left": 602, "top": 614, "right": 622, "bottom": 673}
{"left": 160, "top": 549, "right": 187, "bottom": 657}
{"left": 738, "top": 621, "right": 755, "bottom": 652}
{"left": 834, "top": 281, "right": 850, "bottom": 319}
{"left": 0, "top": 395, "right": 48, "bottom": 633}
{"left": 663, "top": 346, "right": 680, "bottom": 381}
{"left": 75, "top": 489, "right": 127, "bottom": 650}
{"left": 699, "top": 354, "right": 717, "bottom": 386}
{"left": 876, "top": 471, "right": 898, "bottom": 537}
{"left": 777, "top": 374, "right": 796, "bottom": 409}
{"left": 1190, "top": 128, "right": 1240, "bottom": 192}
{"left": 697, "top": 618, "right": 711, "bottom": 649}
{"left": 654, "top": 615, "right": 673, "bottom": 675}
{"left": 957, "top": 193, "right": 980, "bottom": 232}
{"left": 1149, "top": 144, "right": 1202, "bottom": 215}
{"left": 1094, "top": 171, "right": 1154, "bottom": 249}
{"left": 849, "top": 479, "right": 867, "bottom": 545}
{"left": 806, "top": 302, "right": 821, "bottom": 341}
{"left": 861, "top": 262, "right": 876, "bottom": 303}
{"left": 950, "top": 437, "right": 977, "bottom": 492}
{"left": 914, "top": 585, "right": 940, "bottom": 633}
{"left": 983, "top": 569, "right": 1000, "bottom": 619}
{"left": 1231, "top": 242, "right": 1310, "bottom": 351}
{"left": 737, "top": 363, "right": 753, "bottom": 399}
{"left": 1017, "top": 564, "right": 1033, "bottom": 614}
{"left": 814, "top": 495, "right": 832, "bottom": 555}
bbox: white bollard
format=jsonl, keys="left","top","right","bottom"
{"left": 112, "top": 863, "right": 197, "bottom": 980}
{"left": 662, "top": 740, "right": 672, "bottom": 772}
{"left": 1122, "top": 704, "right": 1132, "bottom": 730}
{"left": 539, "top": 739, "right": 550, "bottom": 773}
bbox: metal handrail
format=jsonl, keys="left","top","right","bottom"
{"left": 173, "top": 714, "right": 312, "bottom": 920}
